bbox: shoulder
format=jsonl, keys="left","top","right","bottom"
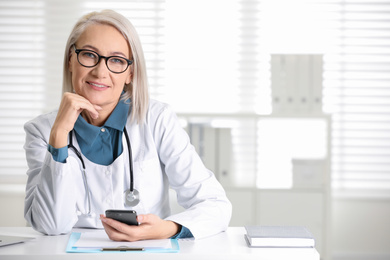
{"left": 148, "top": 99, "right": 171, "bottom": 114}
{"left": 144, "top": 99, "right": 183, "bottom": 134}
{"left": 147, "top": 99, "right": 177, "bottom": 122}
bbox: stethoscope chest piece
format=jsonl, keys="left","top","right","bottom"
{"left": 124, "top": 188, "right": 140, "bottom": 207}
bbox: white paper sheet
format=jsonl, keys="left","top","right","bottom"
{"left": 73, "top": 230, "right": 172, "bottom": 249}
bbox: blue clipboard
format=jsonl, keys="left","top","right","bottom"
{"left": 66, "top": 232, "right": 180, "bottom": 253}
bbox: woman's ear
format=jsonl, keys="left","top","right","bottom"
{"left": 125, "top": 71, "right": 132, "bottom": 85}
{"left": 68, "top": 60, "right": 73, "bottom": 73}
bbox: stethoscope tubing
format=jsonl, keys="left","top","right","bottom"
{"left": 68, "top": 130, "right": 92, "bottom": 214}
{"left": 67, "top": 126, "right": 135, "bottom": 214}
{"left": 123, "top": 127, "right": 134, "bottom": 193}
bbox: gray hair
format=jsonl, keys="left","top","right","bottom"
{"left": 62, "top": 9, "right": 149, "bottom": 123}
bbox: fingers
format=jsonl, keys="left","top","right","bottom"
{"left": 92, "top": 104, "right": 103, "bottom": 118}
{"left": 64, "top": 92, "right": 101, "bottom": 120}
{"left": 137, "top": 214, "right": 156, "bottom": 225}
{"left": 49, "top": 92, "right": 102, "bottom": 148}
{"left": 55, "top": 92, "right": 100, "bottom": 130}
{"left": 100, "top": 214, "right": 160, "bottom": 242}
{"left": 101, "top": 214, "right": 129, "bottom": 233}
{"left": 136, "top": 215, "right": 180, "bottom": 239}
{"left": 101, "top": 222, "right": 128, "bottom": 241}
{"left": 100, "top": 214, "right": 139, "bottom": 242}
{"left": 100, "top": 213, "right": 180, "bottom": 242}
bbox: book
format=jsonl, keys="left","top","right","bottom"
{"left": 244, "top": 226, "right": 315, "bottom": 248}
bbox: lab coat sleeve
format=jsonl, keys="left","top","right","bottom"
{"left": 23, "top": 114, "right": 79, "bottom": 235}
{"left": 149, "top": 103, "right": 232, "bottom": 239}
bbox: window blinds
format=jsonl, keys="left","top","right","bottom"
{"left": 0, "top": 0, "right": 165, "bottom": 182}
{"left": 0, "top": 0, "right": 389, "bottom": 195}
{"left": 164, "top": 0, "right": 390, "bottom": 194}
{"left": 322, "top": 0, "right": 390, "bottom": 194}
{"left": 0, "top": 0, "right": 44, "bottom": 181}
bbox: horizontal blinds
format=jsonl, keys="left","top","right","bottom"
{"left": 0, "top": 0, "right": 44, "bottom": 178}
{"left": 0, "top": 0, "right": 164, "bottom": 181}
{"left": 164, "top": 0, "right": 262, "bottom": 186}
{"left": 252, "top": 0, "right": 390, "bottom": 193}
{"left": 169, "top": 0, "right": 390, "bottom": 192}
{"left": 322, "top": 0, "right": 390, "bottom": 192}
{"left": 164, "top": 0, "right": 264, "bottom": 114}
{"left": 1, "top": 0, "right": 389, "bottom": 194}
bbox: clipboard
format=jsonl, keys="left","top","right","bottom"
{"left": 66, "top": 232, "right": 180, "bottom": 253}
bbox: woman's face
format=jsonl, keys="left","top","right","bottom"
{"left": 69, "top": 23, "right": 132, "bottom": 110}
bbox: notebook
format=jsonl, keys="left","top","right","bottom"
{"left": 0, "top": 235, "right": 35, "bottom": 247}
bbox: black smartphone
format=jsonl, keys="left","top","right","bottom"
{"left": 105, "top": 209, "right": 138, "bottom": 226}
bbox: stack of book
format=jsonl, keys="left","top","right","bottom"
{"left": 244, "top": 226, "right": 315, "bottom": 248}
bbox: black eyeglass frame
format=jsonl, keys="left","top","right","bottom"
{"left": 73, "top": 45, "right": 133, "bottom": 74}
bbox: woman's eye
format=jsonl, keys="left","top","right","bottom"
{"left": 110, "top": 57, "right": 126, "bottom": 64}
{"left": 82, "top": 51, "right": 97, "bottom": 59}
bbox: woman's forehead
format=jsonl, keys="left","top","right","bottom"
{"left": 77, "top": 23, "right": 130, "bottom": 56}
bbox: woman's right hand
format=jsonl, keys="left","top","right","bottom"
{"left": 49, "top": 92, "right": 102, "bottom": 148}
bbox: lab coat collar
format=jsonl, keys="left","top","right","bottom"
{"left": 104, "top": 97, "right": 130, "bottom": 131}
{"left": 73, "top": 96, "right": 130, "bottom": 146}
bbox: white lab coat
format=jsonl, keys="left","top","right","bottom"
{"left": 24, "top": 99, "right": 232, "bottom": 239}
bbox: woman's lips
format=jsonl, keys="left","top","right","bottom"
{"left": 88, "top": 81, "right": 109, "bottom": 90}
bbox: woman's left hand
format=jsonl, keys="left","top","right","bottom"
{"left": 100, "top": 214, "right": 181, "bottom": 242}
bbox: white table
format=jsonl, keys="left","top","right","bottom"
{"left": 0, "top": 227, "right": 320, "bottom": 260}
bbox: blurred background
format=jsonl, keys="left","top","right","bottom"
{"left": 0, "top": 0, "right": 389, "bottom": 259}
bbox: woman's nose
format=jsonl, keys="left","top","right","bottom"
{"left": 91, "top": 58, "right": 109, "bottom": 77}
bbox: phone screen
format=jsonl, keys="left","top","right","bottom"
{"left": 105, "top": 209, "right": 138, "bottom": 226}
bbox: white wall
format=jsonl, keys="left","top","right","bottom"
{"left": 224, "top": 189, "right": 390, "bottom": 260}
{"left": 331, "top": 198, "right": 390, "bottom": 260}
{"left": 0, "top": 185, "right": 26, "bottom": 226}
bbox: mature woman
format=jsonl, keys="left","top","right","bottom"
{"left": 24, "top": 10, "right": 231, "bottom": 241}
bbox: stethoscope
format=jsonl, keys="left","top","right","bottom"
{"left": 68, "top": 126, "right": 140, "bottom": 215}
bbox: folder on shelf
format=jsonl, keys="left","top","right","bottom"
{"left": 66, "top": 231, "right": 179, "bottom": 253}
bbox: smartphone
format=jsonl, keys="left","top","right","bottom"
{"left": 105, "top": 209, "right": 138, "bottom": 226}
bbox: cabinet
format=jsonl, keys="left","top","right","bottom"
{"left": 177, "top": 113, "right": 331, "bottom": 260}
{"left": 175, "top": 54, "right": 331, "bottom": 259}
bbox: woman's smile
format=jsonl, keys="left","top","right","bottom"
{"left": 87, "top": 81, "right": 109, "bottom": 90}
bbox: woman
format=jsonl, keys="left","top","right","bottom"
{"left": 23, "top": 10, "right": 231, "bottom": 241}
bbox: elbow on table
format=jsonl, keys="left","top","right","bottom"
{"left": 25, "top": 211, "right": 74, "bottom": 236}
{"left": 33, "top": 221, "right": 73, "bottom": 236}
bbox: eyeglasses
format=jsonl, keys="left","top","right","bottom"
{"left": 73, "top": 45, "right": 133, "bottom": 74}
